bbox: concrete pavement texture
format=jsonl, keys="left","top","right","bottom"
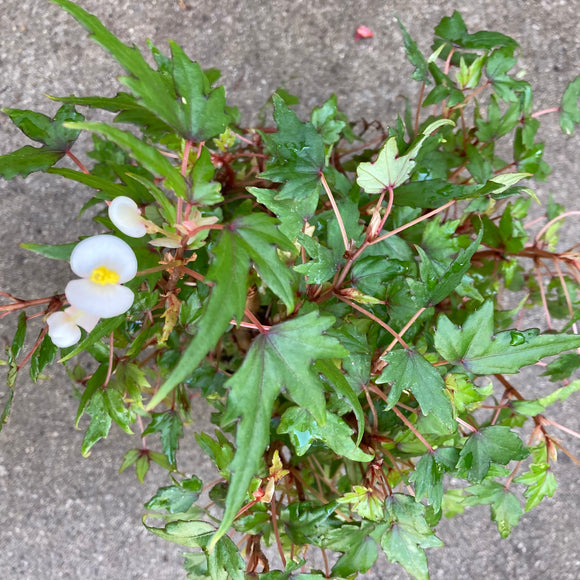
{"left": 1, "top": 0, "right": 579, "bottom": 578}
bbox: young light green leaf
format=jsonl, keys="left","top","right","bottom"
{"left": 356, "top": 119, "right": 454, "bottom": 192}
{"left": 434, "top": 301, "right": 580, "bottom": 375}
{"left": 213, "top": 312, "right": 347, "bottom": 548}
{"left": 310, "top": 94, "right": 346, "bottom": 146}
{"left": 514, "top": 446, "right": 557, "bottom": 512}
{"left": 376, "top": 349, "right": 455, "bottom": 430}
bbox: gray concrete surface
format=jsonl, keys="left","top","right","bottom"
{"left": 1, "top": 0, "right": 579, "bottom": 578}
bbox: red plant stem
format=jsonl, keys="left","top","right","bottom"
{"left": 181, "top": 266, "right": 213, "bottom": 286}
{"left": 321, "top": 548, "right": 330, "bottom": 579}
{"left": 535, "top": 211, "right": 580, "bottom": 244}
{"left": 363, "top": 384, "right": 379, "bottom": 433}
{"left": 539, "top": 416, "right": 580, "bottom": 440}
{"left": 103, "top": 332, "right": 115, "bottom": 388}
{"left": 370, "top": 201, "right": 455, "bottom": 246}
{"left": 534, "top": 262, "right": 553, "bottom": 330}
{"left": 0, "top": 294, "right": 65, "bottom": 315}
{"left": 231, "top": 130, "right": 255, "bottom": 146}
{"left": 444, "top": 46, "right": 455, "bottom": 75}
{"left": 270, "top": 492, "right": 287, "bottom": 568}
{"left": 16, "top": 326, "right": 48, "bottom": 371}
{"left": 244, "top": 309, "right": 267, "bottom": 333}
{"left": 235, "top": 320, "right": 272, "bottom": 331}
{"left": 553, "top": 257, "right": 579, "bottom": 337}
{"left": 319, "top": 171, "right": 349, "bottom": 252}
{"left": 375, "top": 185, "right": 395, "bottom": 236}
{"left": 332, "top": 241, "right": 370, "bottom": 291}
{"left": 181, "top": 139, "right": 193, "bottom": 176}
{"left": 380, "top": 306, "right": 426, "bottom": 358}
{"left": 531, "top": 107, "right": 560, "bottom": 118}
{"left": 66, "top": 150, "right": 90, "bottom": 174}
{"left": 367, "top": 383, "right": 434, "bottom": 452}
{"left": 184, "top": 223, "right": 224, "bottom": 237}
{"left": 552, "top": 440, "right": 580, "bottom": 466}
{"left": 456, "top": 416, "right": 478, "bottom": 433}
{"left": 391, "top": 405, "right": 433, "bottom": 452}
{"left": 462, "top": 80, "right": 492, "bottom": 105}
{"left": 336, "top": 294, "right": 409, "bottom": 348}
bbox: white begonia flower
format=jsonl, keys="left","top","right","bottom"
{"left": 46, "top": 306, "right": 100, "bottom": 348}
{"left": 108, "top": 196, "right": 147, "bottom": 238}
{"left": 65, "top": 235, "right": 138, "bottom": 318}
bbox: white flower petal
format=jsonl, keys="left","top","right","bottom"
{"left": 46, "top": 312, "right": 82, "bottom": 348}
{"left": 109, "top": 196, "right": 147, "bottom": 238}
{"left": 66, "top": 278, "right": 135, "bottom": 318}
{"left": 69, "top": 235, "right": 138, "bottom": 283}
{"left": 65, "top": 306, "right": 100, "bottom": 333}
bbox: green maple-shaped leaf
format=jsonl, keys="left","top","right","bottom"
{"left": 464, "top": 480, "right": 523, "bottom": 538}
{"left": 396, "top": 17, "right": 430, "bottom": 85}
{"left": 81, "top": 390, "right": 112, "bottom": 458}
{"left": 294, "top": 232, "right": 337, "bottom": 284}
{"left": 457, "top": 426, "right": 528, "bottom": 482}
{"left": 409, "top": 453, "right": 444, "bottom": 512}
{"left": 145, "top": 475, "right": 202, "bottom": 514}
{"left": 376, "top": 349, "right": 455, "bottom": 430}
{"left": 0, "top": 105, "right": 84, "bottom": 179}
{"left": 311, "top": 94, "right": 347, "bottom": 146}
{"left": 541, "top": 353, "right": 580, "bottom": 382}
{"left": 356, "top": 119, "right": 453, "bottom": 193}
{"left": 434, "top": 11, "right": 518, "bottom": 51}
{"left": 53, "top": 1, "right": 230, "bottom": 142}
{"left": 380, "top": 494, "right": 443, "bottom": 580}
{"left": 147, "top": 214, "right": 294, "bottom": 411}
{"left": 434, "top": 300, "right": 580, "bottom": 375}
{"left": 169, "top": 41, "right": 229, "bottom": 141}
{"left": 278, "top": 406, "right": 373, "bottom": 461}
{"left": 142, "top": 410, "right": 183, "bottom": 468}
{"left": 560, "top": 74, "right": 580, "bottom": 135}
{"left": 248, "top": 187, "right": 319, "bottom": 240}
{"left": 408, "top": 228, "right": 482, "bottom": 307}
{"left": 212, "top": 311, "right": 348, "bottom": 547}
{"left": 260, "top": 94, "right": 325, "bottom": 200}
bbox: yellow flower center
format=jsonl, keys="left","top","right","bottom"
{"left": 90, "top": 266, "right": 120, "bottom": 285}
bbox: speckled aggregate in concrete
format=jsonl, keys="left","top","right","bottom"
{"left": 1, "top": 1, "right": 579, "bottom": 578}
